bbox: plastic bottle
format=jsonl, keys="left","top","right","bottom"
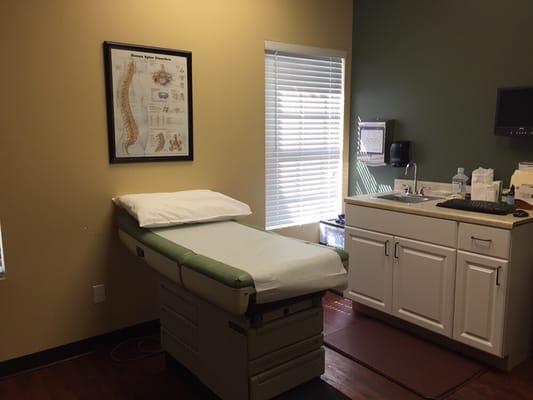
{"left": 452, "top": 167, "right": 469, "bottom": 197}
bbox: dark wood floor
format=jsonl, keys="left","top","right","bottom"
{"left": 1, "top": 292, "right": 532, "bottom": 399}
{"left": 322, "top": 292, "right": 533, "bottom": 400}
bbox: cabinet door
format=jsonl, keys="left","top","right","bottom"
{"left": 392, "top": 237, "right": 456, "bottom": 337}
{"left": 344, "top": 227, "right": 393, "bottom": 313}
{"left": 453, "top": 251, "right": 508, "bottom": 356}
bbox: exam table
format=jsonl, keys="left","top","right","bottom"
{"left": 118, "top": 213, "right": 348, "bottom": 400}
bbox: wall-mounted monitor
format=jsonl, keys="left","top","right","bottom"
{"left": 495, "top": 86, "right": 533, "bottom": 137}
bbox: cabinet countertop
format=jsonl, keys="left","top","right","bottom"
{"left": 345, "top": 194, "right": 533, "bottom": 230}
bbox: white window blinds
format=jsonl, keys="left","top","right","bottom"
{"left": 265, "top": 45, "right": 345, "bottom": 230}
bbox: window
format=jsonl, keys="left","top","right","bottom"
{"left": 265, "top": 42, "right": 345, "bottom": 230}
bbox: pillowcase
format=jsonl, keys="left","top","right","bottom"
{"left": 113, "top": 190, "right": 252, "bottom": 228}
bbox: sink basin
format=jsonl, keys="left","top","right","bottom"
{"left": 376, "top": 193, "right": 442, "bottom": 204}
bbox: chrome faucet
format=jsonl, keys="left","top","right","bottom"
{"left": 404, "top": 162, "right": 417, "bottom": 195}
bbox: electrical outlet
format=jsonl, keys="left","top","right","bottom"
{"left": 93, "top": 284, "right": 106, "bottom": 304}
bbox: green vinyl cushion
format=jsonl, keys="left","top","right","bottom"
{"left": 117, "top": 213, "right": 255, "bottom": 289}
{"left": 118, "top": 213, "right": 193, "bottom": 265}
{"left": 118, "top": 213, "right": 347, "bottom": 289}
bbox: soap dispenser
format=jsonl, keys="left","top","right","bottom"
{"left": 389, "top": 141, "right": 411, "bottom": 167}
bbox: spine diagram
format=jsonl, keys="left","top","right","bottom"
{"left": 119, "top": 61, "right": 139, "bottom": 154}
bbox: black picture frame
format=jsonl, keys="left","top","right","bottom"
{"left": 103, "top": 41, "right": 193, "bottom": 163}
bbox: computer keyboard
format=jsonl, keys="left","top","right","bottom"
{"left": 436, "top": 199, "right": 516, "bottom": 215}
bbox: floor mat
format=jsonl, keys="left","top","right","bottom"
{"left": 324, "top": 316, "right": 486, "bottom": 399}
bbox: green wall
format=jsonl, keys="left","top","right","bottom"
{"left": 349, "top": 0, "right": 533, "bottom": 195}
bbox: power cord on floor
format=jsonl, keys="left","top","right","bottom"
{"left": 110, "top": 335, "right": 163, "bottom": 363}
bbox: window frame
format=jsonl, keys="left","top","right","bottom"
{"left": 264, "top": 41, "right": 346, "bottom": 230}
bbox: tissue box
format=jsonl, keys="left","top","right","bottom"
{"left": 471, "top": 181, "right": 502, "bottom": 202}
{"left": 472, "top": 167, "right": 494, "bottom": 184}
{"left": 471, "top": 167, "right": 500, "bottom": 201}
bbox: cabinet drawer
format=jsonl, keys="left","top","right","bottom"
{"left": 346, "top": 204, "right": 457, "bottom": 247}
{"left": 458, "top": 223, "right": 510, "bottom": 259}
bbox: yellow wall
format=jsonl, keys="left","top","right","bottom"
{"left": 0, "top": 0, "right": 352, "bottom": 362}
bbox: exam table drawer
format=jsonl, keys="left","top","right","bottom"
{"left": 249, "top": 347, "right": 324, "bottom": 400}
{"left": 248, "top": 334, "right": 323, "bottom": 376}
{"left": 160, "top": 305, "right": 198, "bottom": 351}
{"left": 247, "top": 307, "right": 323, "bottom": 359}
{"left": 257, "top": 297, "right": 317, "bottom": 325}
{"left": 161, "top": 328, "right": 199, "bottom": 375}
{"left": 160, "top": 282, "right": 198, "bottom": 325}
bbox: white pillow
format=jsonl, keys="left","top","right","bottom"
{"left": 113, "top": 190, "right": 252, "bottom": 228}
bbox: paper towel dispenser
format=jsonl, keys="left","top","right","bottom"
{"left": 356, "top": 120, "right": 394, "bottom": 167}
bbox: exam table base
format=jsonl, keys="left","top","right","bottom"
{"left": 159, "top": 278, "right": 325, "bottom": 400}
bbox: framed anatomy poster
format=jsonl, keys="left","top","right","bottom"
{"left": 103, "top": 41, "right": 193, "bottom": 163}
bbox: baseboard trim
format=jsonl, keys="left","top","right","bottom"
{"left": 0, "top": 319, "right": 160, "bottom": 379}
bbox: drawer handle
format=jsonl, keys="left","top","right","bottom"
{"left": 496, "top": 266, "right": 502, "bottom": 286}
{"left": 471, "top": 236, "right": 492, "bottom": 244}
{"left": 384, "top": 240, "right": 390, "bottom": 257}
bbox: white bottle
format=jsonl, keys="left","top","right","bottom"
{"left": 452, "top": 167, "right": 469, "bottom": 197}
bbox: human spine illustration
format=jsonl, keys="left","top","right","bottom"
{"left": 119, "top": 61, "right": 139, "bottom": 154}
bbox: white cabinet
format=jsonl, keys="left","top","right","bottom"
{"left": 344, "top": 227, "right": 393, "bottom": 312}
{"left": 344, "top": 227, "right": 456, "bottom": 336}
{"left": 344, "top": 202, "right": 533, "bottom": 368}
{"left": 453, "top": 251, "right": 508, "bottom": 356}
{"left": 392, "top": 238, "right": 456, "bottom": 336}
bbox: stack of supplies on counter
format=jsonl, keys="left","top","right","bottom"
{"left": 471, "top": 167, "right": 501, "bottom": 202}
{"left": 511, "top": 162, "right": 533, "bottom": 207}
